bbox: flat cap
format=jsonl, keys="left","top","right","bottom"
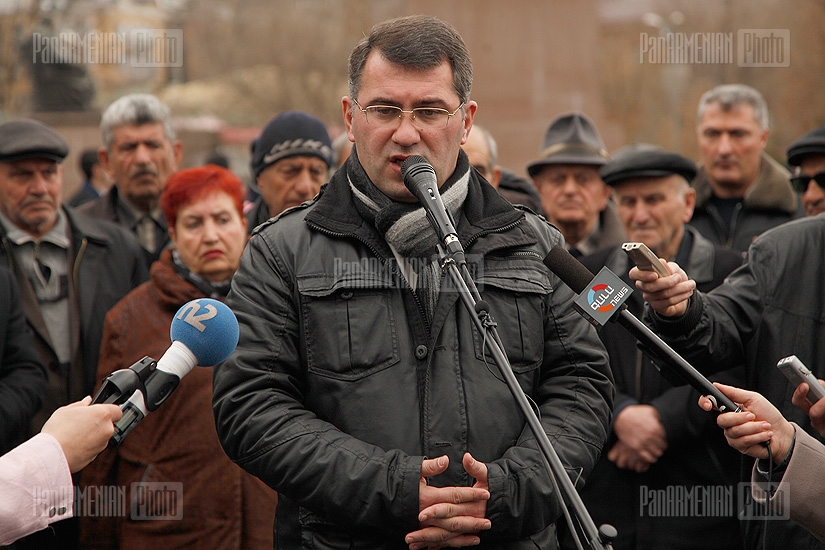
{"left": 599, "top": 143, "right": 696, "bottom": 186}
{"left": 0, "top": 119, "right": 69, "bottom": 163}
{"left": 787, "top": 124, "right": 825, "bottom": 167}
{"left": 526, "top": 112, "right": 609, "bottom": 177}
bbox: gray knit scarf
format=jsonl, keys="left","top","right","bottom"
{"left": 347, "top": 146, "right": 470, "bottom": 322}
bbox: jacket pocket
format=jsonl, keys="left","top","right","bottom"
{"left": 472, "top": 258, "right": 551, "bottom": 373}
{"left": 298, "top": 273, "right": 400, "bottom": 381}
{"left": 298, "top": 507, "right": 393, "bottom": 549}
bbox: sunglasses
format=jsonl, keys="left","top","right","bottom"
{"left": 790, "top": 171, "right": 825, "bottom": 193}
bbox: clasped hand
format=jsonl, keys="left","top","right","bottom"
{"left": 405, "top": 453, "right": 491, "bottom": 550}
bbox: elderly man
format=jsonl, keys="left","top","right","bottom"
{"left": 212, "top": 15, "right": 612, "bottom": 550}
{"left": 575, "top": 145, "right": 744, "bottom": 550}
{"left": 463, "top": 124, "right": 545, "bottom": 214}
{"left": 0, "top": 119, "right": 146, "bottom": 548}
{"left": 786, "top": 124, "right": 825, "bottom": 217}
{"left": 690, "top": 84, "right": 803, "bottom": 252}
{"left": 80, "top": 93, "right": 183, "bottom": 268}
{"left": 247, "top": 110, "right": 333, "bottom": 231}
{"left": 527, "top": 111, "right": 625, "bottom": 257}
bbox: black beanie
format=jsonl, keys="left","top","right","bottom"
{"left": 251, "top": 111, "right": 333, "bottom": 178}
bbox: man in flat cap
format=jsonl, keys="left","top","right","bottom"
{"left": 787, "top": 124, "right": 825, "bottom": 217}
{"left": 247, "top": 110, "right": 332, "bottom": 232}
{"left": 527, "top": 111, "right": 625, "bottom": 257}
{"left": 690, "top": 84, "right": 802, "bottom": 252}
{"left": 0, "top": 119, "right": 147, "bottom": 547}
{"left": 568, "top": 145, "right": 744, "bottom": 550}
{"left": 80, "top": 93, "right": 183, "bottom": 270}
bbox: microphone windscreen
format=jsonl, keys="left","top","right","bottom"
{"left": 169, "top": 298, "right": 239, "bottom": 366}
{"left": 401, "top": 155, "right": 430, "bottom": 180}
{"left": 543, "top": 245, "right": 595, "bottom": 294}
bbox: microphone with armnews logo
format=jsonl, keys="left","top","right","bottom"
{"left": 543, "top": 245, "right": 740, "bottom": 413}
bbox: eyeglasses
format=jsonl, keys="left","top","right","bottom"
{"left": 352, "top": 98, "right": 464, "bottom": 129}
{"left": 790, "top": 171, "right": 825, "bottom": 193}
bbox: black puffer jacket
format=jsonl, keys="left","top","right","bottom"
{"left": 213, "top": 160, "right": 613, "bottom": 549}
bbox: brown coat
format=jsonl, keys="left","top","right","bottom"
{"left": 79, "top": 249, "right": 276, "bottom": 550}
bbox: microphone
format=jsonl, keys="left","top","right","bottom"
{"left": 108, "top": 298, "right": 239, "bottom": 446}
{"left": 543, "top": 245, "right": 740, "bottom": 413}
{"left": 401, "top": 155, "right": 465, "bottom": 264}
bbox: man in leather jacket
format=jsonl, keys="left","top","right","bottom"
{"left": 213, "top": 15, "right": 613, "bottom": 550}
{"left": 631, "top": 212, "right": 825, "bottom": 549}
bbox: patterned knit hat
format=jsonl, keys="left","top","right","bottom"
{"left": 251, "top": 111, "right": 332, "bottom": 178}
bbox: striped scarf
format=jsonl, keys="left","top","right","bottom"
{"left": 347, "top": 146, "right": 470, "bottom": 322}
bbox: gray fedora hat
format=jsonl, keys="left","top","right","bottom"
{"left": 526, "top": 112, "right": 609, "bottom": 177}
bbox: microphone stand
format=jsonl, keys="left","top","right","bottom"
{"left": 436, "top": 243, "right": 615, "bottom": 550}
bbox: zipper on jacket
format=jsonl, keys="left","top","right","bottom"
{"left": 72, "top": 237, "right": 88, "bottom": 296}
{"left": 707, "top": 202, "right": 742, "bottom": 249}
{"left": 464, "top": 218, "right": 525, "bottom": 250}
{"left": 499, "top": 250, "right": 544, "bottom": 260}
{"left": 726, "top": 202, "right": 743, "bottom": 249}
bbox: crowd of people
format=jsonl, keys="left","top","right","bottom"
{"left": 2, "top": 12, "right": 825, "bottom": 550}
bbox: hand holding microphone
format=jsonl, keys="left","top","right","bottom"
{"left": 543, "top": 245, "right": 740, "bottom": 414}
{"left": 95, "top": 298, "right": 239, "bottom": 447}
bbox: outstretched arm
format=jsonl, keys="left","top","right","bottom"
{"left": 698, "top": 383, "right": 794, "bottom": 464}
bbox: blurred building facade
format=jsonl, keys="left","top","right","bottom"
{"left": 0, "top": 0, "right": 822, "bottom": 197}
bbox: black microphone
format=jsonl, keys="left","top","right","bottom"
{"left": 401, "top": 155, "right": 465, "bottom": 264}
{"left": 543, "top": 244, "right": 740, "bottom": 413}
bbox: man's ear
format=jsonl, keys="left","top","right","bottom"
{"left": 98, "top": 146, "right": 112, "bottom": 178}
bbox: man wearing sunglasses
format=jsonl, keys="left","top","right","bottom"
{"left": 787, "top": 125, "right": 825, "bottom": 217}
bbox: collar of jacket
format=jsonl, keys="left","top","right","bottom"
{"left": 304, "top": 157, "right": 530, "bottom": 257}
{"left": 246, "top": 196, "right": 270, "bottom": 231}
{"left": 62, "top": 205, "right": 122, "bottom": 249}
{"left": 693, "top": 153, "right": 797, "bottom": 213}
{"left": 679, "top": 225, "right": 718, "bottom": 284}
{"left": 0, "top": 206, "right": 117, "bottom": 263}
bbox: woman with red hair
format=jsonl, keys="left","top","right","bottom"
{"left": 79, "top": 165, "right": 277, "bottom": 549}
